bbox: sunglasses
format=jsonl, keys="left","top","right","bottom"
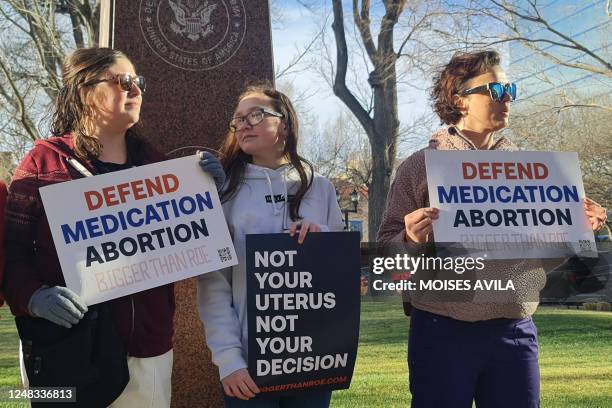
{"left": 229, "top": 108, "right": 284, "bottom": 132}
{"left": 460, "top": 82, "right": 516, "bottom": 102}
{"left": 82, "top": 74, "right": 146, "bottom": 93}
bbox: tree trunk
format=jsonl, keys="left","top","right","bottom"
{"left": 367, "top": 25, "right": 399, "bottom": 242}
{"left": 368, "top": 140, "right": 388, "bottom": 242}
{"left": 331, "top": 0, "right": 403, "bottom": 242}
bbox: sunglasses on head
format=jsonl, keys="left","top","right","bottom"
{"left": 460, "top": 82, "right": 516, "bottom": 102}
{"left": 82, "top": 74, "right": 146, "bottom": 93}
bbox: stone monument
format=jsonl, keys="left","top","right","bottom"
{"left": 99, "top": 1, "right": 274, "bottom": 406}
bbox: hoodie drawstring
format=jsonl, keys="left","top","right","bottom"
{"left": 263, "top": 169, "right": 282, "bottom": 216}
{"left": 282, "top": 167, "right": 289, "bottom": 225}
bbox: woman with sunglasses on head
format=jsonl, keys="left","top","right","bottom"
{"left": 377, "top": 50, "right": 607, "bottom": 408}
{"left": 3, "top": 47, "right": 175, "bottom": 407}
{"left": 197, "top": 83, "right": 344, "bottom": 407}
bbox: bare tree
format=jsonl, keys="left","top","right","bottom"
{"left": 457, "top": 0, "right": 612, "bottom": 226}
{"left": 326, "top": 0, "right": 463, "bottom": 241}
{"left": 450, "top": 0, "right": 612, "bottom": 112}
{"left": 329, "top": 0, "right": 402, "bottom": 242}
{"left": 489, "top": 1, "right": 609, "bottom": 76}
{"left": 0, "top": 0, "right": 99, "bottom": 159}
{"left": 296, "top": 0, "right": 609, "bottom": 239}
{"left": 324, "top": 0, "right": 477, "bottom": 240}
{"left": 275, "top": 27, "right": 325, "bottom": 81}
{"left": 510, "top": 95, "right": 612, "bottom": 230}
{"left": 300, "top": 110, "right": 372, "bottom": 186}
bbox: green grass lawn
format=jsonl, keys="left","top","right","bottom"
{"left": 1, "top": 301, "right": 611, "bottom": 407}
{"left": 0, "top": 306, "right": 26, "bottom": 408}
{"left": 330, "top": 298, "right": 612, "bottom": 408}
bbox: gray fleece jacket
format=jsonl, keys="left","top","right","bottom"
{"left": 378, "top": 127, "right": 562, "bottom": 321}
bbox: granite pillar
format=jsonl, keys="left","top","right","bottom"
{"left": 99, "top": 1, "right": 274, "bottom": 407}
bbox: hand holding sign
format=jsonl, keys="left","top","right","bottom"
{"left": 288, "top": 220, "right": 322, "bottom": 244}
{"left": 222, "top": 368, "right": 260, "bottom": 401}
{"left": 404, "top": 208, "right": 439, "bottom": 243}
{"left": 198, "top": 151, "right": 226, "bottom": 191}
{"left": 425, "top": 150, "right": 598, "bottom": 259}
{"left": 583, "top": 197, "right": 607, "bottom": 231}
{"left": 40, "top": 156, "right": 237, "bottom": 305}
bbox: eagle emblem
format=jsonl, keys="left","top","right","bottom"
{"left": 168, "top": 0, "right": 218, "bottom": 41}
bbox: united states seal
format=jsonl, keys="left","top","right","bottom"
{"left": 139, "top": 0, "right": 246, "bottom": 71}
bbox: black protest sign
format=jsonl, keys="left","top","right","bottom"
{"left": 246, "top": 232, "right": 361, "bottom": 396}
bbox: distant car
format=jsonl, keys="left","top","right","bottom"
{"left": 540, "top": 248, "right": 611, "bottom": 306}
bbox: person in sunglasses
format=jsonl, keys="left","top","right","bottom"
{"left": 377, "top": 50, "right": 607, "bottom": 408}
{"left": 197, "top": 83, "right": 344, "bottom": 407}
{"left": 3, "top": 47, "right": 175, "bottom": 407}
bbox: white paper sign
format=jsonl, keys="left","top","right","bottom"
{"left": 40, "top": 156, "right": 237, "bottom": 305}
{"left": 425, "top": 150, "right": 595, "bottom": 259}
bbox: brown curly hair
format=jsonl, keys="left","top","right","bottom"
{"left": 50, "top": 47, "right": 131, "bottom": 160}
{"left": 219, "top": 82, "right": 313, "bottom": 221}
{"left": 431, "top": 50, "right": 501, "bottom": 125}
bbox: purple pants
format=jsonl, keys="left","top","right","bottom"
{"left": 408, "top": 308, "right": 540, "bottom": 408}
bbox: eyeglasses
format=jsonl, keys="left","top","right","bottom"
{"left": 81, "top": 74, "right": 146, "bottom": 93}
{"left": 229, "top": 108, "right": 284, "bottom": 132}
{"left": 460, "top": 82, "right": 516, "bottom": 102}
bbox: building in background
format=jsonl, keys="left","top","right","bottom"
{"left": 334, "top": 179, "right": 369, "bottom": 241}
{"left": 508, "top": 0, "right": 610, "bottom": 114}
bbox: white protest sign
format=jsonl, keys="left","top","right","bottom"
{"left": 40, "top": 156, "right": 237, "bottom": 305}
{"left": 425, "top": 150, "right": 595, "bottom": 259}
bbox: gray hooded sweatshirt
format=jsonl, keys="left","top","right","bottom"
{"left": 198, "top": 163, "right": 344, "bottom": 379}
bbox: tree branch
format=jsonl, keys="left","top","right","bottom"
{"left": 275, "top": 18, "right": 325, "bottom": 80}
{"left": 0, "top": 54, "right": 39, "bottom": 141}
{"left": 352, "top": 0, "right": 377, "bottom": 66}
{"left": 331, "top": 0, "right": 375, "bottom": 137}
{"left": 66, "top": 1, "right": 85, "bottom": 48}
{"left": 489, "top": 0, "right": 612, "bottom": 72}
{"left": 396, "top": 8, "right": 436, "bottom": 58}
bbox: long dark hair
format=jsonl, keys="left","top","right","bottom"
{"left": 219, "top": 83, "right": 313, "bottom": 221}
{"left": 50, "top": 47, "right": 131, "bottom": 160}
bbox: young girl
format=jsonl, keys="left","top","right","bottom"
{"left": 197, "top": 84, "right": 344, "bottom": 407}
{"left": 3, "top": 47, "right": 174, "bottom": 407}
